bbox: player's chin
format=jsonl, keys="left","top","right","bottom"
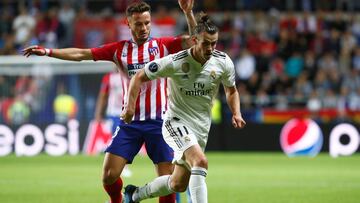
{"left": 139, "top": 33, "right": 149, "bottom": 40}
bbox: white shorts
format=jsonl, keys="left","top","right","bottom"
{"left": 162, "top": 117, "right": 203, "bottom": 169}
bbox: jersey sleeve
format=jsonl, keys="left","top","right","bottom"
{"left": 222, "top": 55, "right": 236, "bottom": 87}
{"left": 159, "top": 37, "right": 183, "bottom": 54}
{"left": 91, "top": 42, "right": 119, "bottom": 61}
{"left": 100, "top": 73, "right": 110, "bottom": 94}
{"left": 144, "top": 54, "right": 174, "bottom": 80}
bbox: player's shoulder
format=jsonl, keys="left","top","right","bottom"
{"left": 211, "top": 50, "right": 234, "bottom": 69}
{"left": 172, "top": 50, "right": 189, "bottom": 62}
{"left": 212, "top": 49, "right": 227, "bottom": 60}
{"left": 152, "top": 36, "right": 175, "bottom": 44}
{"left": 109, "top": 40, "right": 127, "bottom": 46}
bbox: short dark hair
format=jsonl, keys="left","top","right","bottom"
{"left": 194, "top": 13, "right": 218, "bottom": 35}
{"left": 126, "top": 1, "right": 151, "bottom": 17}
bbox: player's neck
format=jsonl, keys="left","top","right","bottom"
{"left": 132, "top": 36, "right": 148, "bottom": 46}
{"left": 191, "top": 47, "right": 207, "bottom": 65}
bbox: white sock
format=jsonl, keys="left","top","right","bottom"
{"left": 133, "top": 175, "right": 173, "bottom": 201}
{"left": 189, "top": 167, "right": 208, "bottom": 203}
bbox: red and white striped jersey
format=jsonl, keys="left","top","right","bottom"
{"left": 100, "top": 71, "right": 128, "bottom": 117}
{"left": 91, "top": 37, "right": 183, "bottom": 121}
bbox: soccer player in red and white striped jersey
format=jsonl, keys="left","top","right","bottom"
{"left": 91, "top": 35, "right": 180, "bottom": 121}
{"left": 22, "top": 1, "right": 196, "bottom": 203}
{"left": 95, "top": 69, "right": 128, "bottom": 132}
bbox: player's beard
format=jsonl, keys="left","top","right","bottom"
{"left": 131, "top": 30, "right": 150, "bottom": 44}
{"left": 203, "top": 50, "right": 212, "bottom": 60}
{"left": 137, "top": 31, "right": 149, "bottom": 44}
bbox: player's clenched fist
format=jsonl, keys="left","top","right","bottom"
{"left": 22, "top": 45, "right": 52, "bottom": 57}
{"left": 232, "top": 115, "right": 246, "bottom": 129}
{"left": 178, "top": 0, "right": 194, "bottom": 13}
{"left": 121, "top": 106, "right": 134, "bottom": 124}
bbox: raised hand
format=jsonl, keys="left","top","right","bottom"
{"left": 178, "top": 0, "right": 194, "bottom": 13}
{"left": 22, "top": 45, "right": 51, "bottom": 57}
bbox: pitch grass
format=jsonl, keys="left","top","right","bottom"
{"left": 0, "top": 153, "right": 360, "bottom": 203}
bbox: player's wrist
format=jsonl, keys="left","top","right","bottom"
{"left": 233, "top": 112, "right": 242, "bottom": 118}
{"left": 44, "top": 48, "right": 53, "bottom": 56}
{"left": 184, "top": 10, "right": 193, "bottom": 15}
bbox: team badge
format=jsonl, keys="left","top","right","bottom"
{"left": 148, "top": 62, "right": 159, "bottom": 72}
{"left": 181, "top": 63, "right": 190, "bottom": 73}
{"left": 184, "top": 136, "right": 191, "bottom": 143}
{"left": 148, "top": 47, "right": 159, "bottom": 56}
{"left": 210, "top": 70, "right": 216, "bottom": 79}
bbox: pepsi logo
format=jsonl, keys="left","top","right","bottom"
{"left": 280, "top": 118, "right": 323, "bottom": 157}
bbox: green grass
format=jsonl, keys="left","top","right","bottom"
{"left": 0, "top": 153, "right": 360, "bottom": 203}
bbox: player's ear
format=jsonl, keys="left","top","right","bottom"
{"left": 126, "top": 17, "right": 130, "bottom": 27}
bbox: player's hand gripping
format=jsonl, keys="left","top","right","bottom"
{"left": 22, "top": 45, "right": 52, "bottom": 57}
{"left": 178, "top": 0, "right": 194, "bottom": 13}
{"left": 121, "top": 105, "right": 134, "bottom": 124}
{"left": 232, "top": 114, "right": 246, "bottom": 129}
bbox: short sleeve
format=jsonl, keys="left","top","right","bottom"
{"left": 144, "top": 55, "right": 174, "bottom": 80}
{"left": 159, "top": 37, "right": 183, "bottom": 54}
{"left": 91, "top": 42, "right": 119, "bottom": 61}
{"left": 222, "top": 55, "right": 236, "bottom": 87}
{"left": 100, "top": 73, "right": 110, "bottom": 94}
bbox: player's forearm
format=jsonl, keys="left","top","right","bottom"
{"left": 126, "top": 73, "right": 143, "bottom": 113}
{"left": 50, "top": 48, "right": 93, "bottom": 61}
{"left": 184, "top": 10, "right": 196, "bottom": 36}
{"left": 226, "top": 88, "right": 242, "bottom": 117}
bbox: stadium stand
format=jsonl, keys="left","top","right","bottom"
{"left": 1, "top": 0, "right": 360, "bottom": 124}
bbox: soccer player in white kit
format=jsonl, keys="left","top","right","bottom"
{"left": 122, "top": 13, "right": 246, "bottom": 203}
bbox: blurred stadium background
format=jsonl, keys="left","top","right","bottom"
{"left": 1, "top": 0, "right": 360, "bottom": 202}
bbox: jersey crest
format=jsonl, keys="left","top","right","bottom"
{"left": 148, "top": 47, "right": 159, "bottom": 56}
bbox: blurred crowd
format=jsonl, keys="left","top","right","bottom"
{"left": 1, "top": 0, "right": 360, "bottom": 125}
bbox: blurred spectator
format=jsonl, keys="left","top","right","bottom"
{"left": 58, "top": 1, "right": 75, "bottom": 47}
{"left": 53, "top": 83, "right": 78, "bottom": 123}
{"left": 322, "top": 89, "right": 338, "bottom": 109}
{"left": 2, "top": 1, "right": 360, "bottom": 124}
{"left": 285, "top": 52, "right": 304, "bottom": 78}
{"left": 234, "top": 49, "right": 255, "bottom": 82}
{"left": 7, "top": 96, "right": 30, "bottom": 125}
{"left": 297, "top": 11, "right": 317, "bottom": 35}
{"left": 12, "top": 5, "right": 36, "bottom": 48}
{"left": 0, "top": 9, "right": 13, "bottom": 37}
{"left": 348, "top": 88, "right": 360, "bottom": 110}
{"left": 255, "top": 87, "right": 270, "bottom": 107}
{"left": 352, "top": 47, "right": 360, "bottom": 72}
{"left": 113, "top": 0, "right": 131, "bottom": 13}
{"left": 307, "top": 90, "right": 321, "bottom": 112}
{"left": 341, "top": 69, "right": 360, "bottom": 93}
{"left": 0, "top": 34, "right": 17, "bottom": 55}
{"left": 237, "top": 84, "right": 252, "bottom": 110}
{"left": 274, "top": 91, "right": 288, "bottom": 110}
{"left": 293, "top": 72, "right": 313, "bottom": 96}
{"left": 313, "top": 70, "right": 330, "bottom": 96}
{"left": 36, "top": 7, "right": 62, "bottom": 48}
{"left": 317, "top": 52, "right": 339, "bottom": 74}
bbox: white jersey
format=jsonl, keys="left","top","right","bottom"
{"left": 144, "top": 48, "right": 236, "bottom": 143}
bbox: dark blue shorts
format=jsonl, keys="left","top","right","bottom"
{"left": 105, "top": 119, "right": 174, "bottom": 164}
{"left": 106, "top": 116, "right": 121, "bottom": 134}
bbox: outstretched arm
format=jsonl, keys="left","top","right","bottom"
{"left": 22, "top": 45, "right": 93, "bottom": 61}
{"left": 121, "top": 69, "right": 150, "bottom": 123}
{"left": 224, "top": 85, "right": 246, "bottom": 129}
{"left": 178, "top": 0, "right": 196, "bottom": 49}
